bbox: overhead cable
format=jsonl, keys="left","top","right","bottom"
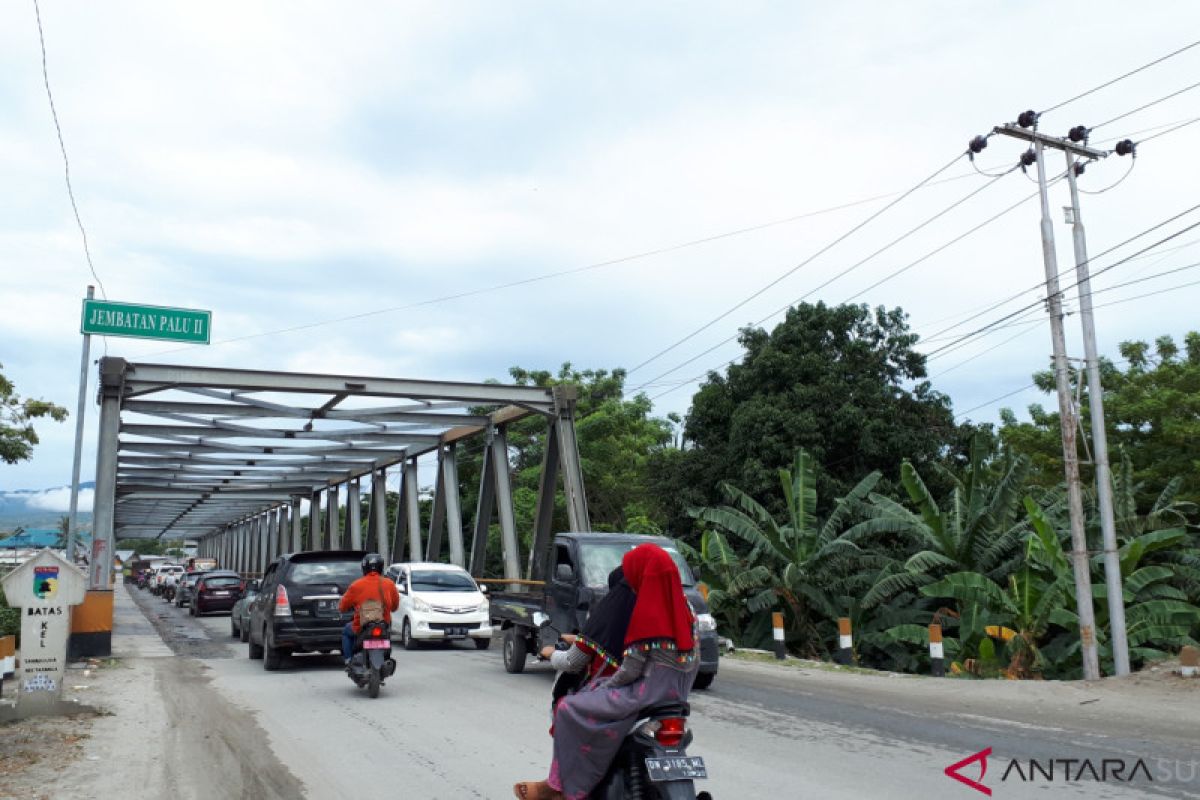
{"left": 626, "top": 166, "right": 1013, "bottom": 392}
{"left": 625, "top": 150, "right": 970, "bottom": 375}
{"left": 32, "top": 0, "right": 107, "bottom": 300}
{"left": 1039, "top": 39, "right": 1200, "bottom": 115}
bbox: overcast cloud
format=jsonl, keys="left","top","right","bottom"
{"left": 2, "top": 1, "right": 1199, "bottom": 492}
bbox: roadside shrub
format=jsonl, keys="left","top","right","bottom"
{"left": 0, "top": 585, "right": 18, "bottom": 642}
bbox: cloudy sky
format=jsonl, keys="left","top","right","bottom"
{"left": 2, "top": 1, "right": 1199, "bottom": 499}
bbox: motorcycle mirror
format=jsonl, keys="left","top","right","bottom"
{"left": 532, "top": 612, "right": 549, "bottom": 627}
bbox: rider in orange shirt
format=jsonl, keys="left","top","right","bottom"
{"left": 338, "top": 553, "right": 400, "bottom": 665}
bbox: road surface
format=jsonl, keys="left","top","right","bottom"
{"left": 121, "top": 585, "right": 1197, "bottom": 800}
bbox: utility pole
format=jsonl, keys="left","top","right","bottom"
{"left": 988, "top": 119, "right": 1108, "bottom": 680}
{"left": 1064, "top": 150, "right": 1130, "bottom": 676}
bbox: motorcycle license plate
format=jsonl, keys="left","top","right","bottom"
{"left": 644, "top": 756, "right": 707, "bottom": 781}
{"left": 363, "top": 639, "right": 389, "bottom": 649}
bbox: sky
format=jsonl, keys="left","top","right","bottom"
{"left": 2, "top": 1, "right": 1200, "bottom": 500}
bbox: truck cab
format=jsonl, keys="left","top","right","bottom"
{"left": 490, "top": 532, "right": 719, "bottom": 689}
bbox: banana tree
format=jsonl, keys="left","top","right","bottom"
{"left": 849, "top": 435, "right": 1032, "bottom": 606}
{"left": 688, "top": 449, "right": 882, "bottom": 656}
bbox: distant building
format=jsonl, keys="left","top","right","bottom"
{"left": 0, "top": 528, "right": 60, "bottom": 549}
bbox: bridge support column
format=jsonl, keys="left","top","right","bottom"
{"left": 348, "top": 478, "right": 362, "bottom": 550}
{"left": 291, "top": 496, "right": 303, "bottom": 553}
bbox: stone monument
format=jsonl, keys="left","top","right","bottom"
{"left": 0, "top": 550, "right": 87, "bottom": 714}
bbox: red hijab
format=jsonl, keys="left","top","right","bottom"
{"left": 621, "top": 544, "right": 694, "bottom": 651}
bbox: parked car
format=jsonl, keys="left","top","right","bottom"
{"left": 191, "top": 571, "right": 244, "bottom": 616}
{"left": 174, "top": 570, "right": 209, "bottom": 608}
{"left": 247, "top": 550, "right": 367, "bottom": 671}
{"left": 231, "top": 579, "right": 260, "bottom": 642}
{"left": 489, "top": 532, "right": 720, "bottom": 689}
{"left": 383, "top": 562, "right": 491, "bottom": 651}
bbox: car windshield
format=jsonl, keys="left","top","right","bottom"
{"left": 288, "top": 561, "right": 363, "bottom": 584}
{"left": 202, "top": 576, "right": 240, "bottom": 588}
{"left": 410, "top": 570, "right": 477, "bottom": 592}
{"left": 578, "top": 542, "right": 696, "bottom": 589}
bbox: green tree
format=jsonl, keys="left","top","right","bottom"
{"left": 1000, "top": 332, "right": 1200, "bottom": 504}
{"left": 56, "top": 515, "right": 69, "bottom": 549}
{"left": 472, "top": 365, "right": 674, "bottom": 538}
{"left": 1, "top": 364, "right": 68, "bottom": 464}
{"left": 662, "top": 302, "right": 963, "bottom": 536}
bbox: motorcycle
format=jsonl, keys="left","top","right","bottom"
{"left": 346, "top": 621, "right": 396, "bottom": 698}
{"left": 162, "top": 583, "right": 176, "bottom": 603}
{"left": 533, "top": 614, "right": 712, "bottom": 800}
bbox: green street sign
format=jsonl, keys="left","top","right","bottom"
{"left": 81, "top": 299, "right": 211, "bottom": 344}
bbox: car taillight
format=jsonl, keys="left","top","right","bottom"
{"left": 274, "top": 585, "right": 292, "bottom": 617}
{"left": 654, "top": 717, "right": 687, "bottom": 747}
{"left": 371, "top": 626, "right": 382, "bottom": 637}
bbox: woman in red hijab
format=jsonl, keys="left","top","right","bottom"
{"left": 514, "top": 544, "right": 699, "bottom": 800}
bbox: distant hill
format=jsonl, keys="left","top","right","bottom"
{"left": 0, "top": 482, "right": 95, "bottom": 533}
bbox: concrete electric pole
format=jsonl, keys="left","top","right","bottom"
{"left": 1063, "top": 147, "right": 1131, "bottom": 677}
{"left": 983, "top": 117, "right": 1129, "bottom": 680}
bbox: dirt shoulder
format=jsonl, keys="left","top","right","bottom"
{"left": 721, "top": 651, "right": 1198, "bottom": 746}
{"left": 0, "top": 585, "right": 305, "bottom": 800}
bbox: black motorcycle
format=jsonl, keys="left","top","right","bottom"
{"left": 346, "top": 621, "right": 396, "bottom": 698}
{"left": 593, "top": 702, "right": 711, "bottom": 800}
{"left": 536, "top": 616, "right": 711, "bottom": 800}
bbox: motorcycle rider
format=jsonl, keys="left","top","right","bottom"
{"left": 337, "top": 553, "right": 400, "bottom": 667}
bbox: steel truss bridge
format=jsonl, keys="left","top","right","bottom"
{"left": 91, "top": 359, "right": 590, "bottom": 582}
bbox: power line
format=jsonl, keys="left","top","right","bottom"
{"left": 920, "top": 202, "right": 1200, "bottom": 344}
{"left": 646, "top": 210, "right": 1200, "bottom": 404}
{"left": 954, "top": 383, "right": 1037, "bottom": 420}
{"left": 626, "top": 150, "right": 969, "bottom": 375}
{"left": 32, "top": 0, "right": 107, "bottom": 301}
{"left": 924, "top": 215, "right": 1200, "bottom": 358}
{"left": 1091, "top": 274, "right": 1200, "bottom": 312}
{"left": 627, "top": 165, "right": 1015, "bottom": 392}
{"left": 1090, "top": 79, "right": 1200, "bottom": 131}
{"left": 931, "top": 323, "right": 1046, "bottom": 379}
{"left": 1137, "top": 116, "right": 1200, "bottom": 145}
{"left": 147, "top": 158, "right": 993, "bottom": 358}
{"left": 1039, "top": 38, "right": 1200, "bottom": 115}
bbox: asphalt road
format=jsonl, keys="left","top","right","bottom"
{"left": 131, "top": 588, "right": 1199, "bottom": 800}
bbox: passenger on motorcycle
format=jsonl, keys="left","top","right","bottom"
{"left": 514, "top": 544, "right": 699, "bottom": 800}
{"left": 541, "top": 566, "right": 637, "bottom": 717}
{"left": 338, "top": 553, "right": 400, "bottom": 667}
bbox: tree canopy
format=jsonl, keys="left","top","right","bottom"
{"left": 0, "top": 363, "right": 68, "bottom": 464}
{"left": 999, "top": 332, "right": 1200, "bottom": 504}
{"left": 659, "top": 302, "right": 961, "bottom": 535}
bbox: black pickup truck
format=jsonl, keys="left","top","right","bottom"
{"left": 488, "top": 532, "right": 719, "bottom": 690}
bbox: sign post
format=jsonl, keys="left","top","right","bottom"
{"left": 66, "top": 285, "right": 95, "bottom": 565}
{"left": 0, "top": 551, "right": 87, "bottom": 715}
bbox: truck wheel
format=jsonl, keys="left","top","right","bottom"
{"left": 692, "top": 671, "right": 715, "bottom": 690}
{"left": 503, "top": 629, "right": 527, "bottom": 674}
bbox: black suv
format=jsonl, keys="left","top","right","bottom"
{"left": 248, "top": 550, "right": 366, "bottom": 671}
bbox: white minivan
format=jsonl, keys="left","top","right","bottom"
{"left": 384, "top": 562, "right": 492, "bottom": 650}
